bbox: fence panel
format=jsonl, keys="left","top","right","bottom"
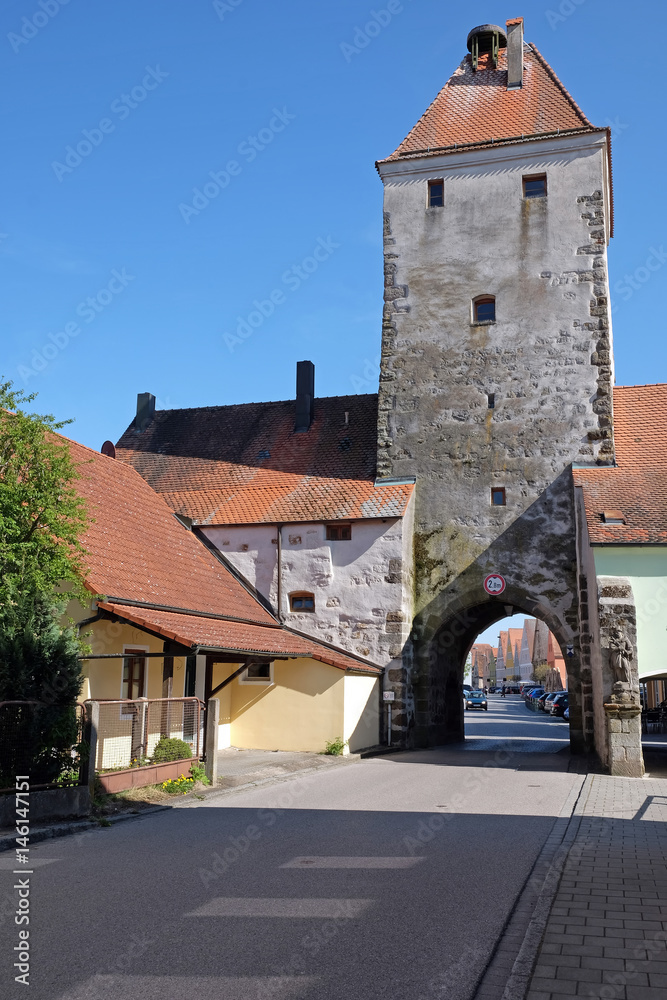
{"left": 88, "top": 698, "right": 205, "bottom": 771}
{"left": 0, "top": 701, "right": 85, "bottom": 792}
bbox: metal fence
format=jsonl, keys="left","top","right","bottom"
{"left": 0, "top": 701, "right": 86, "bottom": 792}
{"left": 87, "top": 697, "right": 205, "bottom": 771}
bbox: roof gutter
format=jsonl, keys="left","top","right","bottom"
{"left": 98, "top": 596, "right": 281, "bottom": 630}
{"left": 386, "top": 126, "right": 604, "bottom": 163}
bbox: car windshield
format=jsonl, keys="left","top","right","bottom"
{"left": 469, "top": 692, "right": 484, "bottom": 698}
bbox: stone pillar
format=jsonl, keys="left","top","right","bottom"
{"left": 604, "top": 703, "right": 643, "bottom": 778}
{"left": 205, "top": 698, "right": 219, "bottom": 784}
{"left": 598, "top": 577, "right": 644, "bottom": 777}
{"left": 82, "top": 700, "right": 99, "bottom": 796}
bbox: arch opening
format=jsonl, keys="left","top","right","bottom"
{"left": 414, "top": 600, "right": 583, "bottom": 755}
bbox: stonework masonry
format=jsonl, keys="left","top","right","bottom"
{"left": 376, "top": 131, "right": 614, "bottom": 749}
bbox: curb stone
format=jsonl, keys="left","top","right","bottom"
{"left": 0, "top": 754, "right": 360, "bottom": 845}
{"left": 0, "top": 804, "right": 170, "bottom": 853}
{"left": 174, "top": 753, "right": 361, "bottom": 808}
{"left": 473, "top": 773, "right": 593, "bottom": 1000}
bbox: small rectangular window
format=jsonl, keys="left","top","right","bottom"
{"left": 523, "top": 174, "right": 547, "bottom": 199}
{"left": 491, "top": 487, "right": 506, "bottom": 506}
{"left": 428, "top": 180, "right": 444, "bottom": 207}
{"left": 474, "top": 297, "right": 496, "bottom": 323}
{"left": 487, "top": 393, "right": 495, "bottom": 409}
{"left": 326, "top": 524, "right": 351, "bottom": 541}
{"left": 240, "top": 661, "right": 273, "bottom": 684}
{"left": 290, "top": 592, "right": 315, "bottom": 612}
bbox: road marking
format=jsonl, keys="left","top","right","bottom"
{"left": 0, "top": 857, "right": 60, "bottom": 869}
{"left": 55, "top": 975, "right": 317, "bottom": 999}
{"left": 184, "top": 897, "right": 373, "bottom": 918}
{"left": 281, "top": 856, "right": 425, "bottom": 869}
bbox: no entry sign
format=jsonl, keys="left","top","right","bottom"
{"left": 484, "top": 573, "right": 506, "bottom": 596}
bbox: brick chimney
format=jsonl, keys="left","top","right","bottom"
{"left": 135, "top": 392, "right": 155, "bottom": 433}
{"left": 506, "top": 17, "right": 524, "bottom": 90}
{"left": 294, "top": 361, "right": 315, "bottom": 433}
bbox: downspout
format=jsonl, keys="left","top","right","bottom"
{"left": 276, "top": 524, "right": 284, "bottom": 622}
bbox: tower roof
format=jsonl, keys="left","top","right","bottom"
{"left": 378, "top": 41, "right": 596, "bottom": 165}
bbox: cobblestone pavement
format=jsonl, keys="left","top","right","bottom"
{"left": 526, "top": 773, "right": 667, "bottom": 1000}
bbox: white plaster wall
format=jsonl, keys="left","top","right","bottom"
{"left": 202, "top": 511, "right": 413, "bottom": 668}
{"left": 378, "top": 132, "right": 615, "bottom": 581}
{"left": 343, "top": 674, "right": 380, "bottom": 751}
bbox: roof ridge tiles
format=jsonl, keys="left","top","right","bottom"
{"left": 152, "top": 392, "right": 378, "bottom": 416}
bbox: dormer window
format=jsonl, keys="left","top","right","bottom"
{"left": 473, "top": 296, "right": 496, "bottom": 324}
{"left": 428, "top": 180, "right": 444, "bottom": 207}
{"left": 290, "top": 592, "right": 315, "bottom": 612}
{"left": 601, "top": 510, "right": 625, "bottom": 525}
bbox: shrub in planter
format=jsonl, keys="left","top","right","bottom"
{"left": 151, "top": 737, "right": 193, "bottom": 764}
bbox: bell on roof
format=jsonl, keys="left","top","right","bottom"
{"left": 466, "top": 23, "right": 507, "bottom": 71}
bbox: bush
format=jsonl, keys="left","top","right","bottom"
{"left": 0, "top": 591, "right": 85, "bottom": 786}
{"left": 323, "top": 737, "right": 348, "bottom": 756}
{"left": 151, "top": 737, "right": 193, "bottom": 764}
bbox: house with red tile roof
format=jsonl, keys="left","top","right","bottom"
{"left": 66, "top": 434, "right": 381, "bottom": 754}
{"left": 116, "top": 363, "right": 416, "bottom": 677}
{"left": 574, "top": 384, "right": 667, "bottom": 709}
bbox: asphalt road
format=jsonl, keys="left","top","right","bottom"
{"left": 1, "top": 697, "right": 580, "bottom": 1000}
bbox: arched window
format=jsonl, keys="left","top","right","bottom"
{"left": 473, "top": 296, "right": 496, "bottom": 324}
{"left": 289, "top": 592, "right": 315, "bottom": 612}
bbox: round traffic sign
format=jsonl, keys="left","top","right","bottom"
{"left": 483, "top": 573, "right": 506, "bottom": 596}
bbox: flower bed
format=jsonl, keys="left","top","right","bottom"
{"left": 97, "top": 757, "right": 200, "bottom": 794}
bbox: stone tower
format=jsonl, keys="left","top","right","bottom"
{"left": 376, "top": 18, "right": 614, "bottom": 751}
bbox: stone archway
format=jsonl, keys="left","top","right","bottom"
{"left": 410, "top": 588, "right": 586, "bottom": 754}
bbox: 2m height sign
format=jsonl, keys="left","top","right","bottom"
{"left": 483, "top": 574, "right": 506, "bottom": 596}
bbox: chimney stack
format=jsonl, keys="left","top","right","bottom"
{"left": 506, "top": 17, "right": 524, "bottom": 89}
{"left": 294, "top": 361, "right": 315, "bottom": 433}
{"left": 135, "top": 392, "right": 156, "bottom": 433}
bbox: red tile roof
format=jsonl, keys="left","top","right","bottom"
{"left": 116, "top": 394, "right": 413, "bottom": 525}
{"left": 97, "top": 602, "right": 380, "bottom": 674}
{"left": 379, "top": 43, "right": 595, "bottom": 164}
{"left": 68, "top": 437, "right": 381, "bottom": 671}
{"left": 574, "top": 385, "right": 667, "bottom": 544}
{"left": 70, "top": 438, "right": 276, "bottom": 625}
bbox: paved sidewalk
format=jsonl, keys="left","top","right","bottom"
{"left": 526, "top": 773, "right": 667, "bottom": 1000}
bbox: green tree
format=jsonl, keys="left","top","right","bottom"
{"left": 0, "top": 379, "right": 90, "bottom": 784}
{"left": 0, "top": 379, "right": 89, "bottom": 605}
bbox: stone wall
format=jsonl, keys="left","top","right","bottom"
{"left": 375, "top": 131, "right": 614, "bottom": 748}
{"left": 202, "top": 514, "right": 413, "bottom": 671}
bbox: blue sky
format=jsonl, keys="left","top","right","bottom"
{"left": 2, "top": 0, "right": 666, "bottom": 449}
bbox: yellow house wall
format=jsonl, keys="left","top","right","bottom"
{"left": 80, "top": 619, "right": 187, "bottom": 701}
{"left": 212, "top": 657, "right": 346, "bottom": 752}
{"left": 343, "top": 675, "right": 380, "bottom": 752}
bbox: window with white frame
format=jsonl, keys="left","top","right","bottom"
{"left": 239, "top": 661, "right": 273, "bottom": 684}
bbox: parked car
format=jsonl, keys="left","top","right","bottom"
{"left": 549, "top": 693, "right": 569, "bottom": 717}
{"left": 538, "top": 692, "right": 558, "bottom": 712}
{"left": 465, "top": 690, "right": 488, "bottom": 711}
{"left": 527, "top": 688, "right": 544, "bottom": 708}
{"left": 563, "top": 705, "right": 570, "bottom": 721}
